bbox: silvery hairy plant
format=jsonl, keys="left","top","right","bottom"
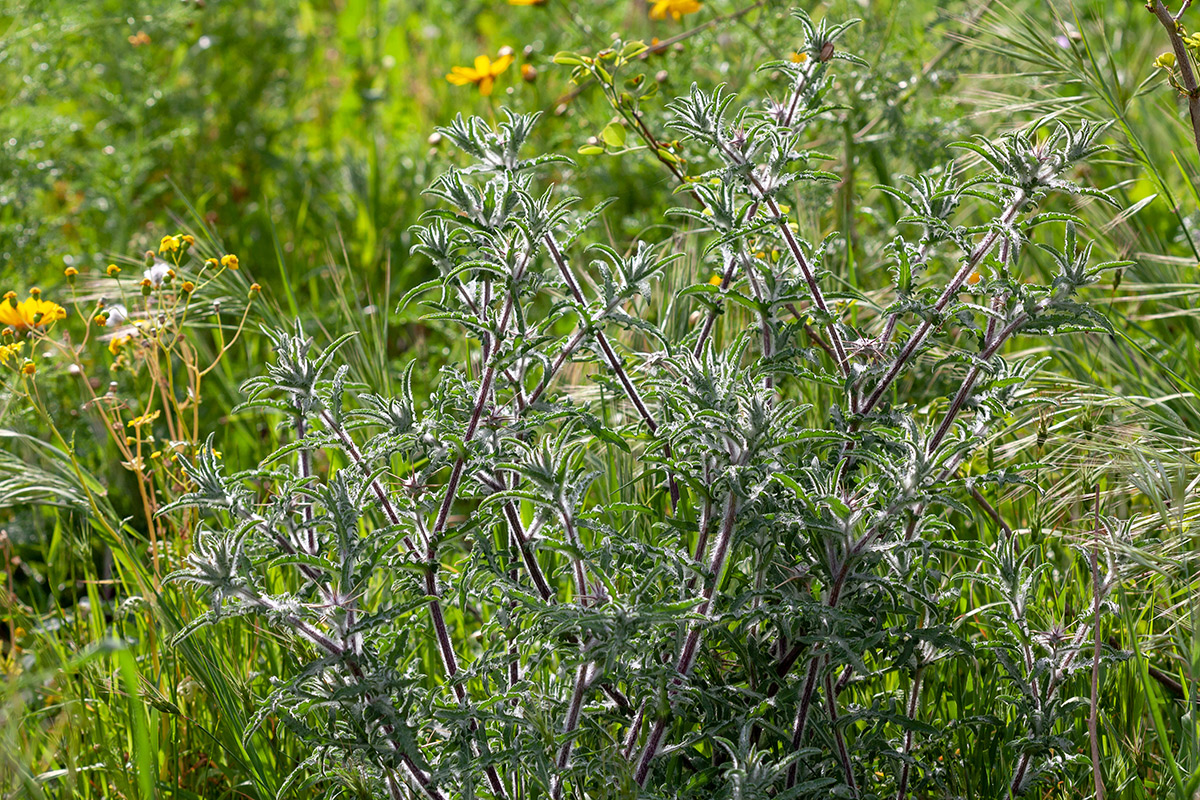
{"left": 167, "top": 10, "right": 1131, "bottom": 799}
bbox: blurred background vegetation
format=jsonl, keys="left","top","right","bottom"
{"left": 2, "top": 0, "right": 1200, "bottom": 797}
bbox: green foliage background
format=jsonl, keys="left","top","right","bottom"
{"left": 2, "top": 0, "right": 1199, "bottom": 797}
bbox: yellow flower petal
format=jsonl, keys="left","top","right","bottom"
{"left": 490, "top": 54, "right": 514, "bottom": 76}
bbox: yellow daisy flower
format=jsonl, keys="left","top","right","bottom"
{"left": 446, "top": 53, "right": 514, "bottom": 96}
{"left": 0, "top": 292, "right": 67, "bottom": 331}
{"left": 108, "top": 335, "right": 133, "bottom": 357}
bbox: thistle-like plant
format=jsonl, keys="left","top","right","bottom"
{"left": 169, "top": 10, "right": 1130, "bottom": 799}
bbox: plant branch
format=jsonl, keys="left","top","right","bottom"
{"left": 633, "top": 490, "right": 740, "bottom": 785}
{"left": 1150, "top": 0, "right": 1200, "bottom": 161}
{"left": 861, "top": 192, "right": 1026, "bottom": 416}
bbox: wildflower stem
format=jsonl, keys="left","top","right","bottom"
{"left": 634, "top": 490, "right": 740, "bottom": 785}
{"left": 227, "top": 584, "right": 446, "bottom": 800}
{"left": 1150, "top": 0, "right": 1200, "bottom": 161}
{"left": 293, "top": 408, "right": 316, "bottom": 552}
{"left": 861, "top": 191, "right": 1026, "bottom": 415}
{"left": 894, "top": 665, "right": 925, "bottom": 800}
{"left": 316, "top": 404, "right": 509, "bottom": 800}
{"left": 825, "top": 664, "right": 858, "bottom": 797}
{"left": 544, "top": 233, "right": 680, "bottom": 508}
{"left": 785, "top": 654, "right": 823, "bottom": 789}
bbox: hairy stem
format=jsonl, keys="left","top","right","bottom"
{"left": 544, "top": 233, "right": 680, "bottom": 508}
{"left": 1150, "top": 0, "right": 1200, "bottom": 161}
{"left": 861, "top": 192, "right": 1026, "bottom": 415}
{"left": 785, "top": 654, "right": 824, "bottom": 789}
{"left": 634, "top": 490, "right": 740, "bottom": 785}
{"left": 826, "top": 665, "right": 858, "bottom": 797}
{"left": 895, "top": 665, "right": 925, "bottom": 800}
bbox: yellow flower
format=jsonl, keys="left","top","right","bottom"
{"left": 107, "top": 264, "right": 121, "bottom": 276}
{"left": 967, "top": 271, "right": 982, "bottom": 286}
{"left": 159, "top": 235, "right": 181, "bottom": 254}
{"left": 63, "top": 266, "right": 78, "bottom": 278}
{"left": 649, "top": 0, "right": 701, "bottom": 21}
{"left": 180, "top": 234, "right": 195, "bottom": 246}
{"left": 0, "top": 341, "right": 23, "bottom": 365}
{"left": 789, "top": 51, "right": 808, "bottom": 63}
{"left": 508, "top": 0, "right": 545, "bottom": 4}
{"left": 20, "top": 360, "right": 35, "bottom": 376}
{"left": 446, "top": 53, "right": 514, "bottom": 96}
{"left": 108, "top": 335, "right": 132, "bottom": 356}
{"left": 708, "top": 274, "right": 723, "bottom": 286}
{"left": 0, "top": 292, "right": 67, "bottom": 330}
{"left": 220, "top": 254, "right": 239, "bottom": 270}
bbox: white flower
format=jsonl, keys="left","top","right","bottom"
{"left": 106, "top": 303, "right": 129, "bottom": 327}
{"left": 144, "top": 263, "right": 172, "bottom": 288}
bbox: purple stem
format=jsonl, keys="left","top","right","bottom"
{"left": 861, "top": 192, "right": 1026, "bottom": 416}
{"left": 825, "top": 663, "right": 858, "bottom": 797}
{"left": 894, "top": 665, "right": 925, "bottom": 800}
{"left": 633, "top": 491, "right": 741, "bottom": 785}
{"left": 543, "top": 234, "right": 680, "bottom": 508}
